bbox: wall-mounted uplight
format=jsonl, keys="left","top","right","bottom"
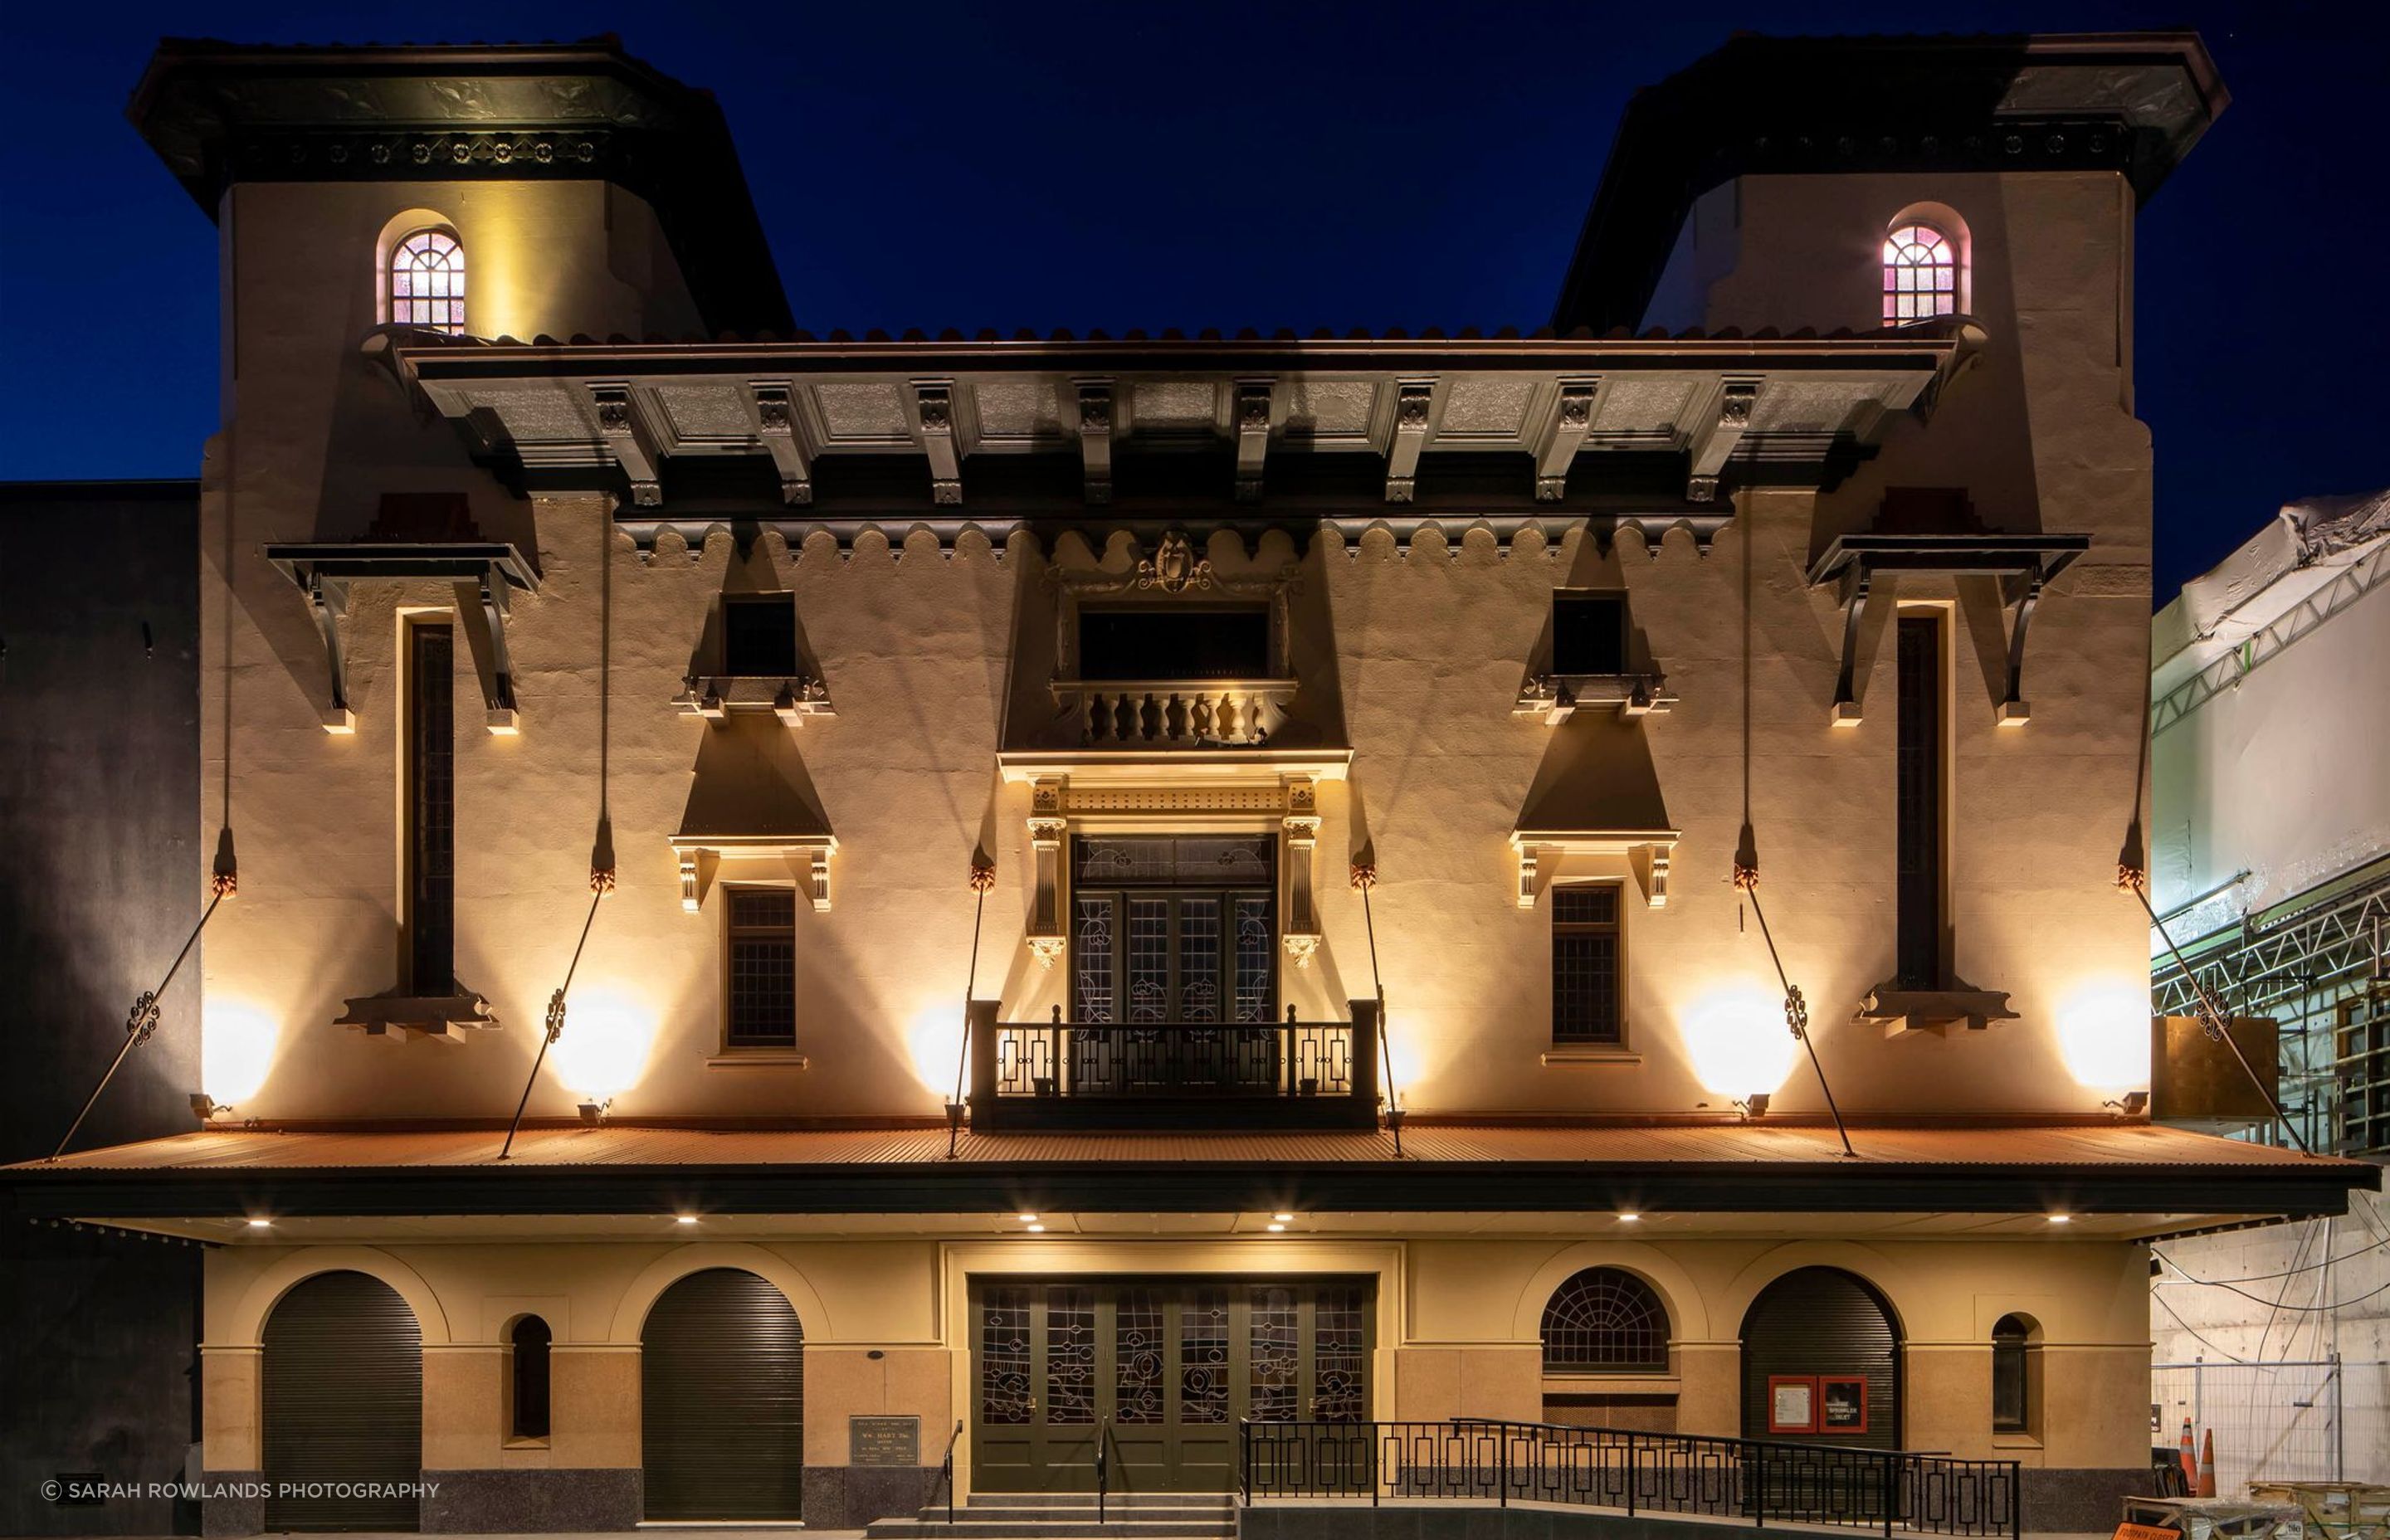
{"left": 1272, "top": 1213, "right": 1295, "bottom": 1223}
{"left": 578, "top": 1098, "right": 612, "bottom": 1125}
{"left": 1734, "top": 1093, "right": 1772, "bottom": 1121}
{"left": 1018, "top": 1213, "right": 1040, "bottom": 1223}
{"left": 191, "top": 1093, "right": 235, "bottom": 1123}
{"left": 2104, "top": 1090, "right": 2150, "bottom": 1118}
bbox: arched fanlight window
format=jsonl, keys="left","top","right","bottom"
{"left": 390, "top": 228, "right": 466, "bottom": 334}
{"left": 509, "top": 1314, "right": 551, "bottom": 1440}
{"left": 1541, "top": 1266, "right": 1671, "bottom": 1372}
{"left": 1881, "top": 223, "right": 1958, "bottom": 324}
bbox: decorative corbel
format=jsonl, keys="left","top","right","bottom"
{"left": 1635, "top": 844, "right": 1671, "bottom": 909}
{"left": 476, "top": 564, "right": 521, "bottom": 733}
{"left": 1281, "top": 777, "right": 1322, "bottom": 967}
{"left": 1076, "top": 383, "right": 1114, "bottom": 504}
{"left": 590, "top": 383, "right": 662, "bottom": 507}
{"left": 679, "top": 850, "right": 704, "bottom": 912}
{"left": 1534, "top": 382, "right": 1598, "bottom": 501}
{"left": 1684, "top": 381, "right": 1758, "bottom": 503}
{"left": 749, "top": 382, "right": 812, "bottom": 505}
{"left": 1998, "top": 573, "right": 2042, "bottom": 725}
{"left": 1385, "top": 382, "right": 1434, "bottom": 504}
{"left": 1514, "top": 844, "right": 1539, "bottom": 909}
{"left": 1027, "top": 779, "right": 1069, "bottom": 967}
{"left": 1831, "top": 568, "right": 1874, "bottom": 724}
{"left": 809, "top": 847, "right": 833, "bottom": 912}
{"left": 304, "top": 569, "right": 355, "bottom": 733}
{"left": 1235, "top": 381, "right": 1274, "bottom": 503}
{"left": 915, "top": 382, "right": 962, "bottom": 505}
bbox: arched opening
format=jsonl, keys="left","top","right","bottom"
{"left": 262, "top": 1270, "right": 423, "bottom": 1532}
{"left": 507, "top": 1314, "right": 552, "bottom": 1443}
{"left": 1991, "top": 1312, "right": 2041, "bottom": 1437}
{"left": 1739, "top": 1266, "right": 1902, "bottom": 1450}
{"left": 1539, "top": 1265, "right": 1677, "bottom": 1431}
{"left": 1881, "top": 221, "right": 1959, "bottom": 324}
{"left": 387, "top": 227, "right": 466, "bottom": 334}
{"left": 641, "top": 1268, "right": 804, "bottom": 1520}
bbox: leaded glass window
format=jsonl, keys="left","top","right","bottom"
{"left": 1882, "top": 223, "right": 1957, "bottom": 324}
{"left": 1248, "top": 1286, "right": 1300, "bottom": 1421}
{"left": 1552, "top": 885, "right": 1622, "bottom": 1045}
{"left": 1045, "top": 1286, "right": 1097, "bottom": 1425}
{"left": 979, "top": 1286, "right": 1032, "bottom": 1424}
{"left": 1115, "top": 1288, "right": 1165, "bottom": 1425}
{"left": 1313, "top": 1285, "right": 1368, "bottom": 1421}
{"left": 1541, "top": 1267, "right": 1670, "bottom": 1372}
{"left": 390, "top": 228, "right": 466, "bottom": 334}
{"left": 1179, "top": 1289, "right": 1230, "bottom": 1423}
{"left": 726, "top": 888, "right": 796, "bottom": 1046}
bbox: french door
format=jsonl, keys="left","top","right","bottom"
{"left": 971, "top": 1279, "right": 1371, "bottom": 1493}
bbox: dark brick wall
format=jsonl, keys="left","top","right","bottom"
{"left": 0, "top": 481, "right": 203, "bottom": 1538}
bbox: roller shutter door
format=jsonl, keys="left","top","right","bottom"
{"left": 262, "top": 1270, "right": 422, "bottom": 1532}
{"left": 1740, "top": 1265, "right": 1901, "bottom": 1450}
{"left": 641, "top": 1268, "right": 805, "bottom": 1519}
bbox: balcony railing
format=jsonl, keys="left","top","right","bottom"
{"left": 1051, "top": 678, "right": 1297, "bottom": 747}
{"left": 968, "top": 999, "right": 1378, "bottom": 1129}
{"left": 1241, "top": 1419, "right": 2022, "bottom": 1539}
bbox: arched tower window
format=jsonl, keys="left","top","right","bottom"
{"left": 508, "top": 1314, "right": 551, "bottom": 1441}
{"left": 1540, "top": 1266, "right": 1671, "bottom": 1372}
{"left": 1882, "top": 223, "right": 1957, "bottom": 324}
{"left": 390, "top": 228, "right": 466, "bottom": 334}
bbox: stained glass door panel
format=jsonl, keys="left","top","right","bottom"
{"left": 969, "top": 1279, "right": 1371, "bottom": 1494}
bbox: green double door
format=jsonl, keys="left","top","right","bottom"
{"left": 971, "top": 1278, "right": 1370, "bottom": 1493}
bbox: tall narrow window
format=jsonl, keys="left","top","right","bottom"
{"left": 509, "top": 1316, "right": 552, "bottom": 1441}
{"left": 1990, "top": 1314, "right": 2035, "bottom": 1434}
{"left": 1882, "top": 224, "right": 1957, "bottom": 324}
{"left": 406, "top": 621, "right": 456, "bottom": 995}
{"left": 1552, "top": 885, "right": 1623, "bottom": 1045}
{"left": 1895, "top": 616, "right": 1944, "bottom": 989}
{"left": 389, "top": 229, "right": 466, "bottom": 334}
{"left": 725, "top": 888, "right": 797, "bottom": 1046}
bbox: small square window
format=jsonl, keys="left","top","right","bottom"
{"left": 1078, "top": 607, "right": 1271, "bottom": 680}
{"left": 723, "top": 597, "right": 798, "bottom": 678}
{"left": 1552, "top": 884, "right": 1623, "bottom": 1046}
{"left": 726, "top": 887, "right": 797, "bottom": 1047}
{"left": 1553, "top": 593, "right": 1628, "bottom": 676}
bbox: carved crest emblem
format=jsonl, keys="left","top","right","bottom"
{"left": 1136, "top": 530, "right": 1214, "bottom": 594}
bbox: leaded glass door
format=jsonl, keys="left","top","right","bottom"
{"left": 1069, "top": 836, "right": 1278, "bottom": 1094}
{"left": 971, "top": 1279, "right": 1370, "bottom": 1493}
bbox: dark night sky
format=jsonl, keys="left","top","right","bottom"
{"left": 2, "top": 2, "right": 2381, "bottom": 602}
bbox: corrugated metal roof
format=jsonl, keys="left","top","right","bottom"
{"left": 14, "top": 1120, "right": 2353, "bottom": 1174}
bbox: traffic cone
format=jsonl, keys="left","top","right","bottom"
{"left": 2179, "top": 1419, "right": 2197, "bottom": 1490}
{"left": 2197, "top": 1429, "right": 2217, "bottom": 1498}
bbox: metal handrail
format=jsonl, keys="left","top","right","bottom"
{"left": 1095, "top": 1413, "right": 1112, "bottom": 1523}
{"left": 934, "top": 1418, "right": 963, "bottom": 1524}
{"left": 1240, "top": 1417, "right": 2023, "bottom": 1540}
{"left": 989, "top": 1013, "right": 1358, "bottom": 1099}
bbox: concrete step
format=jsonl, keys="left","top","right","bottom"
{"left": 863, "top": 1494, "right": 1237, "bottom": 1540}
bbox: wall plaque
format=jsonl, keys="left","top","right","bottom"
{"left": 850, "top": 1415, "right": 921, "bottom": 1467}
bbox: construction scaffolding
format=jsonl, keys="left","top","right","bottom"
{"left": 2152, "top": 856, "right": 2390, "bottom": 1157}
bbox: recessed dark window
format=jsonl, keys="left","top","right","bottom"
{"left": 1552, "top": 885, "right": 1622, "bottom": 1045}
{"left": 510, "top": 1315, "right": 551, "bottom": 1440}
{"left": 1990, "top": 1314, "right": 2032, "bottom": 1433}
{"left": 1078, "top": 607, "right": 1270, "bottom": 681}
{"left": 726, "top": 887, "right": 797, "bottom": 1046}
{"left": 723, "top": 597, "right": 798, "bottom": 677}
{"left": 1895, "top": 616, "right": 1944, "bottom": 989}
{"left": 1553, "top": 593, "right": 1628, "bottom": 675}
{"left": 407, "top": 621, "right": 455, "bottom": 996}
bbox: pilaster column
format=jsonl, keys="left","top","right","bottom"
{"left": 1026, "top": 778, "right": 1068, "bottom": 968}
{"left": 1282, "top": 777, "right": 1321, "bottom": 967}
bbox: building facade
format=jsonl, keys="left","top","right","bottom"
{"left": 7, "top": 30, "right": 2378, "bottom": 1538}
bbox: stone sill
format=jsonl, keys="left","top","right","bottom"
{"left": 1541, "top": 1048, "right": 1643, "bottom": 1066}
{"left": 705, "top": 1050, "right": 811, "bottom": 1069}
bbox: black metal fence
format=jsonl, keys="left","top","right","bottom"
{"left": 1240, "top": 1419, "right": 2021, "bottom": 1539}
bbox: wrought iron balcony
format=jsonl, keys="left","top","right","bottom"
{"left": 968, "top": 999, "right": 1378, "bottom": 1129}
{"left": 1050, "top": 678, "right": 1298, "bottom": 748}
